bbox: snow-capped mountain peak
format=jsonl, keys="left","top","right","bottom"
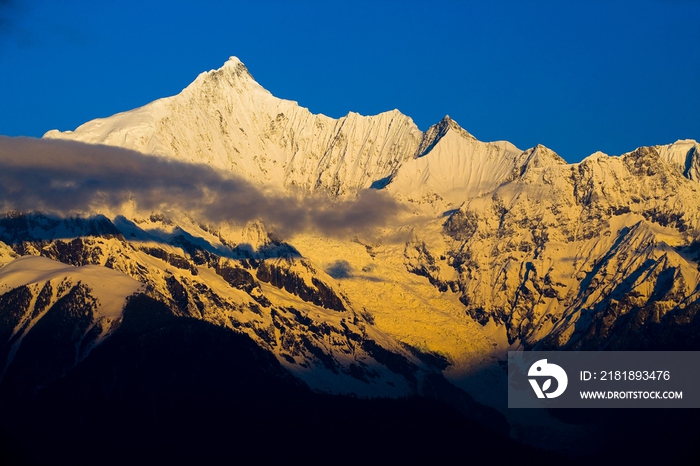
{"left": 44, "top": 58, "right": 426, "bottom": 197}
{"left": 184, "top": 55, "right": 266, "bottom": 97}
{"left": 415, "top": 115, "right": 475, "bottom": 159}
{"left": 223, "top": 55, "right": 245, "bottom": 68}
{"left": 653, "top": 138, "right": 700, "bottom": 181}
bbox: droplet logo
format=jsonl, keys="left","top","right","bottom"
{"left": 528, "top": 359, "right": 568, "bottom": 399}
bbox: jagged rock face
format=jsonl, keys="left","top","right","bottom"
{"left": 422, "top": 143, "right": 700, "bottom": 348}
{"left": 0, "top": 213, "right": 445, "bottom": 398}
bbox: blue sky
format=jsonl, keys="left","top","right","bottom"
{"left": 1, "top": 0, "right": 698, "bottom": 162}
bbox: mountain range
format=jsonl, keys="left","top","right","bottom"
{"left": 1, "top": 56, "right": 699, "bottom": 463}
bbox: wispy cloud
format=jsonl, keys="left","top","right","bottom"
{"left": 0, "top": 136, "right": 404, "bottom": 238}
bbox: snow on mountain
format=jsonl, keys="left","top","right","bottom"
{"left": 416, "top": 143, "right": 700, "bottom": 350}
{"left": 647, "top": 139, "right": 700, "bottom": 181}
{"left": 0, "top": 212, "right": 454, "bottom": 398}
{"left": 1, "top": 56, "right": 696, "bottom": 417}
{"left": 0, "top": 255, "right": 143, "bottom": 318}
{"left": 0, "top": 252, "right": 144, "bottom": 392}
{"left": 388, "top": 116, "right": 539, "bottom": 211}
{"left": 43, "top": 56, "right": 698, "bottom": 216}
{"left": 45, "top": 57, "right": 423, "bottom": 197}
